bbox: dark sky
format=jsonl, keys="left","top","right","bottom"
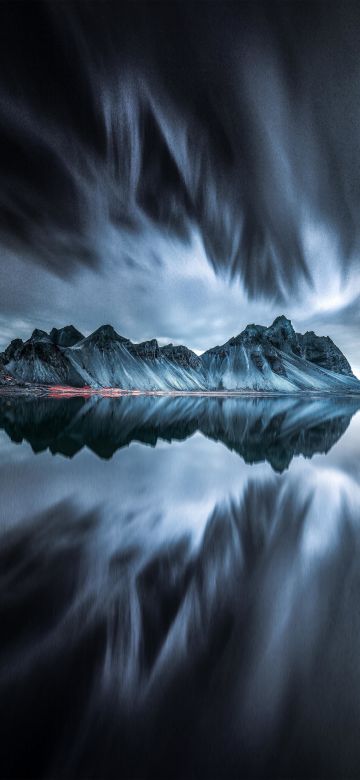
{"left": 0, "top": 1, "right": 359, "bottom": 373}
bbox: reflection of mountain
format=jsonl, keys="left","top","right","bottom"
{"left": 1, "top": 394, "right": 359, "bottom": 471}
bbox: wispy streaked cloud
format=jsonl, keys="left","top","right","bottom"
{"left": 0, "top": 3, "right": 359, "bottom": 374}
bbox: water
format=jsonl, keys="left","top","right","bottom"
{"left": 1, "top": 394, "right": 360, "bottom": 778}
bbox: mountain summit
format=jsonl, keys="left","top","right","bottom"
{"left": 1, "top": 317, "right": 359, "bottom": 393}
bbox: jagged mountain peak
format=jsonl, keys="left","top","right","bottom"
{"left": 160, "top": 343, "right": 202, "bottom": 369}
{"left": 270, "top": 314, "right": 293, "bottom": 327}
{"left": 82, "top": 325, "right": 129, "bottom": 346}
{"left": 206, "top": 316, "right": 297, "bottom": 353}
{"left": 90, "top": 324, "right": 121, "bottom": 338}
{"left": 243, "top": 322, "right": 267, "bottom": 333}
{"left": 30, "top": 328, "right": 50, "bottom": 342}
{"left": 266, "top": 315, "right": 296, "bottom": 338}
{"left": 265, "top": 315, "right": 301, "bottom": 357}
{"left": 27, "top": 325, "right": 84, "bottom": 348}
{"left": 234, "top": 323, "right": 267, "bottom": 344}
{"left": 127, "top": 339, "right": 160, "bottom": 359}
{"left": 49, "top": 325, "right": 84, "bottom": 347}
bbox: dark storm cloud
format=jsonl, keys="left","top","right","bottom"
{"left": 1, "top": 1, "right": 360, "bottom": 297}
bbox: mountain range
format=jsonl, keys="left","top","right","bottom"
{"left": 1, "top": 316, "right": 359, "bottom": 393}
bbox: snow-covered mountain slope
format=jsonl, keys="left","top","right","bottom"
{"left": 64, "top": 326, "right": 207, "bottom": 390}
{"left": 6, "top": 341, "right": 85, "bottom": 386}
{"left": 1, "top": 316, "right": 360, "bottom": 393}
{"left": 201, "top": 316, "right": 360, "bottom": 392}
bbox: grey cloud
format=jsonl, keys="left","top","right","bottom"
{"left": 1, "top": 2, "right": 360, "bottom": 299}
{"left": 0, "top": 2, "right": 359, "bottom": 375}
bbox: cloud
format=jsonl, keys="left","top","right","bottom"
{"left": 0, "top": 2, "right": 359, "bottom": 374}
{"left": 1, "top": 2, "right": 360, "bottom": 300}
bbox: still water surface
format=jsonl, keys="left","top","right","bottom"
{"left": 1, "top": 394, "right": 360, "bottom": 778}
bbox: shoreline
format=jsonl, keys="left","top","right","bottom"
{"left": 1, "top": 384, "right": 360, "bottom": 399}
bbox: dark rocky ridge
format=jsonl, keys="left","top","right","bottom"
{"left": 299, "top": 330, "right": 353, "bottom": 375}
{"left": 3, "top": 338, "right": 24, "bottom": 364}
{"left": 160, "top": 344, "right": 203, "bottom": 370}
{"left": 49, "top": 325, "right": 84, "bottom": 347}
{"left": 80, "top": 325, "right": 128, "bottom": 347}
{"left": 127, "top": 338, "right": 160, "bottom": 360}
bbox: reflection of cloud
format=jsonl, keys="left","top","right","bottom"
{"left": 1, "top": 469, "right": 360, "bottom": 777}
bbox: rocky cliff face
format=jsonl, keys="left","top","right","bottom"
{"left": 160, "top": 344, "right": 203, "bottom": 370}
{"left": 49, "top": 325, "right": 84, "bottom": 348}
{"left": 298, "top": 330, "right": 353, "bottom": 376}
{"left": 127, "top": 339, "right": 160, "bottom": 360}
{"left": 0, "top": 316, "right": 359, "bottom": 393}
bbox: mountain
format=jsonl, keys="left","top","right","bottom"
{"left": 1, "top": 316, "right": 359, "bottom": 393}
{"left": 201, "top": 315, "right": 358, "bottom": 392}
{"left": 0, "top": 394, "right": 358, "bottom": 471}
